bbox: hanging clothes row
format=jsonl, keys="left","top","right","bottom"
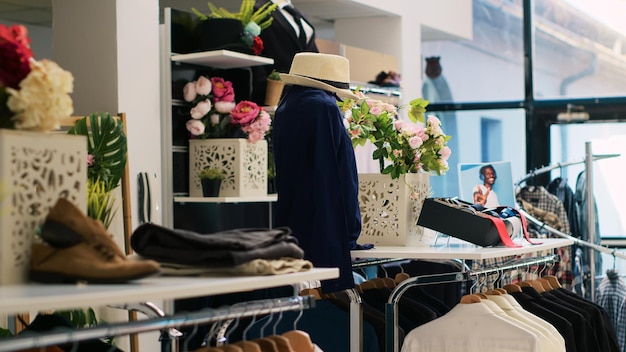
{"left": 515, "top": 152, "right": 620, "bottom": 297}
{"left": 400, "top": 256, "right": 620, "bottom": 352}
{"left": 2, "top": 296, "right": 316, "bottom": 352}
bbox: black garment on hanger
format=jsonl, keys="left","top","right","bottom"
{"left": 508, "top": 291, "right": 578, "bottom": 352}
{"left": 547, "top": 177, "right": 580, "bottom": 238}
{"left": 520, "top": 286, "right": 597, "bottom": 351}
{"left": 553, "top": 287, "right": 620, "bottom": 352}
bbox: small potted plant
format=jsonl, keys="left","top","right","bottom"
{"left": 265, "top": 69, "right": 284, "bottom": 107}
{"left": 198, "top": 167, "right": 227, "bottom": 197}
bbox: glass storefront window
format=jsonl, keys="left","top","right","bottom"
{"left": 534, "top": 0, "right": 626, "bottom": 99}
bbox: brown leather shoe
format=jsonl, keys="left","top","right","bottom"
{"left": 29, "top": 241, "right": 160, "bottom": 283}
{"left": 30, "top": 198, "right": 160, "bottom": 283}
{"left": 41, "top": 198, "right": 127, "bottom": 258}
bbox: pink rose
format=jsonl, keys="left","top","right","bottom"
{"left": 393, "top": 120, "right": 404, "bottom": 131}
{"left": 195, "top": 76, "right": 212, "bottom": 96}
{"left": 214, "top": 101, "right": 236, "bottom": 114}
{"left": 183, "top": 82, "right": 197, "bottom": 102}
{"left": 230, "top": 101, "right": 260, "bottom": 126}
{"left": 186, "top": 119, "right": 205, "bottom": 136}
{"left": 427, "top": 115, "right": 441, "bottom": 126}
{"left": 439, "top": 146, "right": 452, "bottom": 161}
{"left": 190, "top": 100, "right": 211, "bottom": 119}
{"left": 210, "top": 113, "right": 220, "bottom": 125}
{"left": 211, "top": 77, "right": 235, "bottom": 102}
{"left": 408, "top": 136, "right": 423, "bottom": 149}
{"left": 369, "top": 106, "right": 383, "bottom": 117}
{"left": 86, "top": 154, "right": 95, "bottom": 167}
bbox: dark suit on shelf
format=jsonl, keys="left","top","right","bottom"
{"left": 251, "top": 0, "right": 319, "bottom": 104}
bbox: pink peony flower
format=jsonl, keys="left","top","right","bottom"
{"left": 186, "top": 119, "right": 205, "bottom": 136}
{"left": 209, "top": 113, "right": 220, "bottom": 125}
{"left": 230, "top": 101, "right": 260, "bottom": 126}
{"left": 190, "top": 100, "right": 211, "bottom": 119}
{"left": 211, "top": 77, "right": 235, "bottom": 102}
{"left": 183, "top": 82, "right": 197, "bottom": 102}
{"left": 195, "top": 76, "right": 212, "bottom": 96}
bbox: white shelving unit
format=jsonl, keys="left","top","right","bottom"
{"left": 351, "top": 237, "right": 574, "bottom": 260}
{"left": 174, "top": 195, "right": 277, "bottom": 204}
{"left": 171, "top": 50, "right": 273, "bottom": 69}
{"left": 0, "top": 268, "right": 338, "bottom": 316}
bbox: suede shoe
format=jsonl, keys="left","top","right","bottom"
{"left": 30, "top": 198, "right": 160, "bottom": 283}
{"left": 29, "top": 240, "right": 160, "bottom": 283}
{"left": 41, "top": 198, "right": 127, "bottom": 259}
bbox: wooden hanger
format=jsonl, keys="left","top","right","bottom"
{"left": 381, "top": 277, "right": 396, "bottom": 288}
{"left": 252, "top": 337, "right": 279, "bottom": 352}
{"left": 543, "top": 275, "right": 562, "bottom": 289}
{"left": 475, "top": 293, "right": 488, "bottom": 299}
{"left": 282, "top": 330, "right": 314, "bottom": 352}
{"left": 266, "top": 335, "right": 295, "bottom": 352}
{"left": 530, "top": 280, "right": 546, "bottom": 293}
{"left": 358, "top": 280, "right": 378, "bottom": 291}
{"left": 484, "top": 289, "right": 502, "bottom": 295}
{"left": 299, "top": 288, "right": 322, "bottom": 300}
{"left": 221, "top": 346, "right": 244, "bottom": 352}
{"left": 394, "top": 272, "right": 410, "bottom": 284}
{"left": 232, "top": 341, "right": 262, "bottom": 352}
{"left": 495, "top": 288, "right": 508, "bottom": 294}
{"left": 537, "top": 278, "right": 554, "bottom": 291}
{"left": 503, "top": 284, "right": 522, "bottom": 293}
{"left": 460, "top": 294, "right": 483, "bottom": 304}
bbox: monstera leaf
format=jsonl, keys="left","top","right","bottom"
{"left": 68, "top": 112, "right": 127, "bottom": 192}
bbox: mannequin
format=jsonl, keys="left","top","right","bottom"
{"left": 251, "top": 0, "right": 319, "bottom": 104}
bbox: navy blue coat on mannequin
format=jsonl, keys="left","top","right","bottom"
{"left": 272, "top": 85, "right": 361, "bottom": 293}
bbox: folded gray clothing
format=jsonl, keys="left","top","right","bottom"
{"left": 159, "top": 257, "right": 314, "bottom": 276}
{"left": 130, "top": 223, "right": 304, "bottom": 267}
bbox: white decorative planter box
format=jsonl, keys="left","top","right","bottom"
{"left": 0, "top": 130, "right": 87, "bottom": 284}
{"left": 189, "top": 138, "right": 268, "bottom": 197}
{"left": 357, "top": 173, "right": 431, "bottom": 246}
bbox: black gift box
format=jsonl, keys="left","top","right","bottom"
{"left": 417, "top": 198, "right": 504, "bottom": 247}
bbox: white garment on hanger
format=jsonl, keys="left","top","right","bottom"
{"left": 400, "top": 301, "right": 540, "bottom": 352}
{"left": 498, "top": 293, "right": 567, "bottom": 350}
{"left": 481, "top": 297, "right": 560, "bottom": 352}
{"left": 487, "top": 294, "right": 566, "bottom": 352}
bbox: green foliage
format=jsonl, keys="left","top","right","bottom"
{"left": 67, "top": 112, "right": 127, "bottom": 192}
{"left": 192, "top": 0, "right": 279, "bottom": 30}
{"left": 267, "top": 69, "right": 281, "bottom": 81}
{"left": 0, "top": 327, "right": 12, "bottom": 338}
{"left": 199, "top": 167, "right": 227, "bottom": 180}
{"left": 407, "top": 98, "right": 429, "bottom": 123}
{"left": 87, "top": 177, "right": 118, "bottom": 229}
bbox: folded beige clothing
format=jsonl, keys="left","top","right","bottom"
{"left": 159, "top": 257, "right": 314, "bottom": 276}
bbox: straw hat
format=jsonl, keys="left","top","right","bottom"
{"left": 280, "top": 53, "right": 359, "bottom": 100}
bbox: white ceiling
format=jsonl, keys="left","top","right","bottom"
{"left": 0, "top": 0, "right": 396, "bottom": 29}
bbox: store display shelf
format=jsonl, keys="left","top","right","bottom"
{"left": 350, "top": 237, "right": 573, "bottom": 261}
{"left": 0, "top": 268, "right": 337, "bottom": 316}
{"left": 171, "top": 50, "right": 273, "bottom": 69}
{"left": 174, "top": 195, "right": 277, "bottom": 203}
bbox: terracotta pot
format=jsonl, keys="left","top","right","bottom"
{"left": 265, "top": 79, "right": 285, "bottom": 106}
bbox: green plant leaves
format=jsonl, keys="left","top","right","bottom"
{"left": 67, "top": 112, "right": 127, "bottom": 192}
